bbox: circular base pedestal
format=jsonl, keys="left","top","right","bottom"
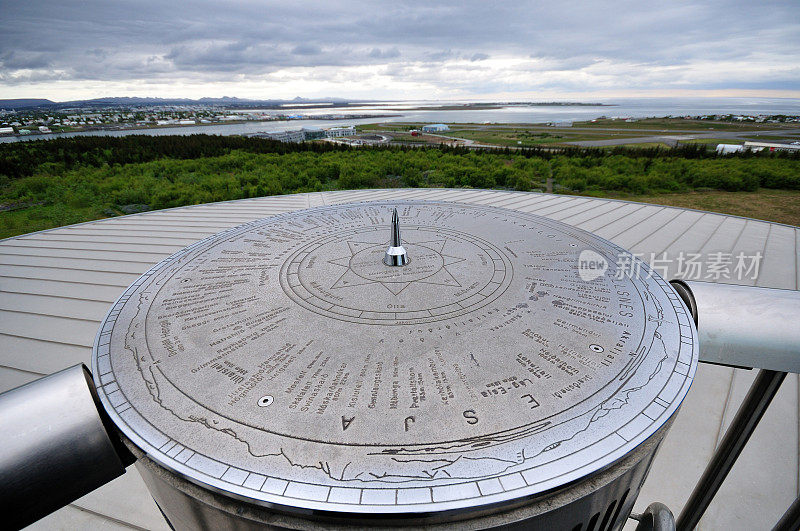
{"left": 130, "top": 419, "right": 670, "bottom": 531}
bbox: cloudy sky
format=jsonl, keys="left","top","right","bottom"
{"left": 1, "top": 1, "right": 799, "bottom": 101}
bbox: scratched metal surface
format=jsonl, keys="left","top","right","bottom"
{"left": 92, "top": 200, "right": 697, "bottom": 517}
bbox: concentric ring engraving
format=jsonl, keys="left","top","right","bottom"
{"left": 280, "top": 225, "right": 512, "bottom": 325}
{"left": 91, "top": 200, "right": 698, "bottom": 517}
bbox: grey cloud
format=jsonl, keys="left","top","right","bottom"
{"left": 0, "top": 51, "right": 52, "bottom": 70}
{"left": 528, "top": 56, "right": 599, "bottom": 71}
{"left": 0, "top": 0, "right": 798, "bottom": 95}
{"left": 424, "top": 50, "right": 455, "bottom": 62}
{"left": 88, "top": 49, "right": 108, "bottom": 60}
{"left": 292, "top": 45, "right": 321, "bottom": 56}
{"left": 369, "top": 47, "right": 400, "bottom": 59}
{"left": 0, "top": 69, "right": 68, "bottom": 84}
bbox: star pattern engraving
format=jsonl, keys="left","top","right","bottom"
{"left": 328, "top": 239, "right": 466, "bottom": 296}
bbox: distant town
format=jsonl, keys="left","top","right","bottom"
{"left": 0, "top": 105, "right": 397, "bottom": 137}
{"left": 1, "top": 98, "right": 799, "bottom": 152}
{"left": 1, "top": 104, "right": 798, "bottom": 139}
{"left": 0, "top": 97, "right": 612, "bottom": 138}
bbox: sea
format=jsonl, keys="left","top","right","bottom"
{"left": 2, "top": 97, "right": 799, "bottom": 144}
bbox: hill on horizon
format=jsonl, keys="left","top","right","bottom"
{"left": 0, "top": 96, "right": 360, "bottom": 110}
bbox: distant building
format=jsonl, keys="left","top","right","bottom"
{"left": 302, "top": 127, "right": 326, "bottom": 140}
{"left": 716, "top": 144, "right": 745, "bottom": 154}
{"left": 262, "top": 130, "right": 306, "bottom": 143}
{"left": 258, "top": 129, "right": 324, "bottom": 143}
{"left": 178, "top": 119, "right": 196, "bottom": 125}
{"left": 326, "top": 126, "right": 355, "bottom": 138}
{"left": 421, "top": 124, "right": 450, "bottom": 132}
{"left": 0, "top": 127, "right": 13, "bottom": 135}
{"left": 548, "top": 121, "right": 573, "bottom": 127}
{"left": 38, "top": 126, "right": 51, "bottom": 133}
{"left": 743, "top": 141, "right": 800, "bottom": 152}
{"left": 255, "top": 126, "right": 358, "bottom": 143}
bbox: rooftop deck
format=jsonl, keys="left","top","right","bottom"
{"left": 1, "top": 188, "right": 797, "bottom": 530}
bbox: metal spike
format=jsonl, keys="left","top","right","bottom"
{"left": 391, "top": 208, "right": 401, "bottom": 247}
{"left": 384, "top": 208, "right": 409, "bottom": 266}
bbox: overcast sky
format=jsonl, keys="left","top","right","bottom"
{"left": 1, "top": 1, "right": 799, "bottom": 101}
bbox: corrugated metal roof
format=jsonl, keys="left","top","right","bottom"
{"left": 2, "top": 188, "right": 797, "bottom": 530}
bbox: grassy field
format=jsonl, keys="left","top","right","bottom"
{"left": 606, "top": 189, "right": 800, "bottom": 226}
{"left": 358, "top": 123, "right": 663, "bottom": 147}
{"left": 437, "top": 129, "right": 652, "bottom": 146}
{"left": 358, "top": 123, "right": 417, "bottom": 132}
{"left": 437, "top": 129, "right": 566, "bottom": 146}
{"left": 363, "top": 118, "right": 800, "bottom": 134}
{"left": 4, "top": 188, "right": 796, "bottom": 240}
{"left": 677, "top": 138, "right": 743, "bottom": 145}
{"left": 616, "top": 142, "right": 673, "bottom": 149}
{"left": 3, "top": 135, "right": 798, "bottom": 240}
{"left": 744, "top": 135, "right": 800, "bottom": 142}
{"left": 358, "top": 120, "right": 800, "bottom": 150}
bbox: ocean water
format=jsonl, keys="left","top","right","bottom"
{"left": 2, "top": 97, "right": 799, "bottom": 143}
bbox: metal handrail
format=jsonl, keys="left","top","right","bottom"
{"left": 772, "top": 493, "right": 800, "bottom": 531}
{"left": 640, "top": 281, "right": 800, "bottom": 530}
{"left": 675, "top": 369, "right": 787, "bottom": 530}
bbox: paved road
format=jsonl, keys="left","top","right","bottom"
{"left": 367, "top": 125, "right": 800, "bottom": 149}
{"left": 387, "top": 120, "right": 800, "bottom": 135}
{"left": 464, "top": 124, "right": 799, "bottom": 134}
{"left": 566, "top": 128, "right": 800, "bottom": 147}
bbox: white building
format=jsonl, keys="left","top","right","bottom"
{"left": 326, "top": 126, "right": 355, "bottom": 137}
{"left": 0, "top": 127, "right": 13, "bottom": 135}
{"left": 178, "top": 119, "right": 196, "bottom": 125}
{"left": 421, "top": 123, "right": 450, "bottom": 132}
{"left": 743, "top": 141, "right": 800, "bottom": 152}
{"left": 716, "top": 144, "right": 745, "bottom": 154}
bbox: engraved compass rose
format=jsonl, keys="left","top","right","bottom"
{"left": 327, "top": 237, "right": 466, "bottom": 295}
{"left": 278, "top": 204, "right": 514, "bottom": 325}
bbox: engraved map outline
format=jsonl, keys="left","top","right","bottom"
{"left": 92, "top": 200, "right": 698, "bottom": 515}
